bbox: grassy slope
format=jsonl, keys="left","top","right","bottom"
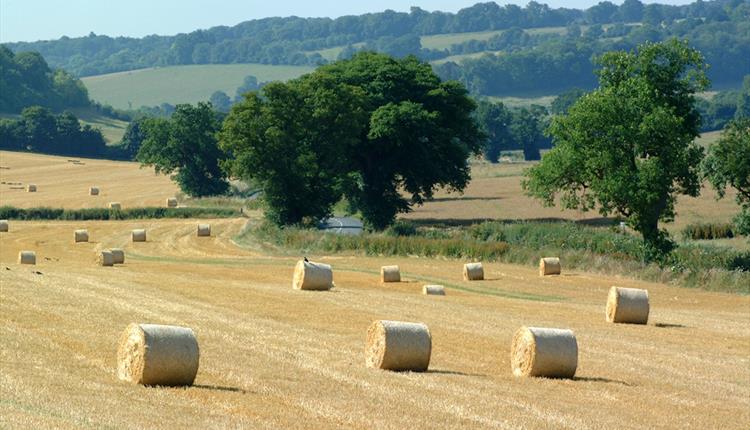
{"left": 81, "top": 64, "right": 314, "bottom": 110}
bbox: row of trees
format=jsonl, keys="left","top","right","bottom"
{"left": 475, "top": 101, "right": 549, "bottom": 162}
{"left": 5, "top": 1, "right": 744, "bottom": 77}
{"left": 138, "top": 53, "right": 483, "bottom": 230}
{"left": 0, "top": 106, "right": 107, "bottom": 156}
{"left": 435, "top": 6, "right": 750, "bottom": 97}
{"left": 0, "top": 46, "right": 90, "bottom": 113}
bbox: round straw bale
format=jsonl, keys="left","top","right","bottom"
{"left": 110, "top": 248, "right": 125, "bottom": 264}
{"left": 463, "top": 262, "right": 484, "bottom": 281}
{"left": 27, "top": 184, "right": 37, "bottom": 192}
{"left": 292, "top": 260, "right": 333, "bottom": 290}
{"left": 99, "top": 250, "right": 114, "bottom": 266}
{"left": 197, "top": 223, "right": 211, "bottom": 237}
{"left": 511, "top": 326, "right": 577, "bottom": 378}
{"left": 0, "top": 220, "right": 8, "bottom": 232}
{"left": 606, "top": 286, "right": 649, "bottom": 324}
{"left": 74, "top": 229, "right": 89, "bottom": 243}
{"left": 365, "top": 320, "right": 431, "bottom": 372}
{"left": 132, "top": 229, "right": 147, "bottom": 242}
{"left": 166, "top": 197, "right": 178, "bottom": 208}
{"left": 18, "top": 251, "right": 36, "bottom": 265}
{"left": 381, "top": 265, "right": 401, "bottom": 283}
{"left": 422, "top": 285, "right": 446, "bottom": 295}
{"left": 109, "top": 202, "right": 121, "bottom": 210}
{"left": 89, "top": 187, "right": 99, "bottom": 196}
{"left": 117, "top": 323, "right": 199, "bottom": 386}
{"left": 539, "top": 257, "right": 561, "bottom": 276}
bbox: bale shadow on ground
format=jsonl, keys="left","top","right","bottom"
{"left": 192, "top": 384, "right": 252, "bottom": 394}
{"left": 654, "top": 323, "right": 687, "bottom": 328}
{"left": 426, "top": 369, "right": 487, "bottom": 377}
{"left": 572, "top": 376, "right": 632, "bottom": 386}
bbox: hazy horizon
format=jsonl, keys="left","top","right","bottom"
{"left": 2, "top": 0, "right": 695, "bottom": 43}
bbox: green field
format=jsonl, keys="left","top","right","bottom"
{"left": 81, "top": 64, "right": 315, "bottom": 110}
{"left": 70, "top": 108, "right": 129, "bottom": 143}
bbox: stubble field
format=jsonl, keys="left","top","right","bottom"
{"left": 0, "top": 151, "right": 748, "bottom": 429}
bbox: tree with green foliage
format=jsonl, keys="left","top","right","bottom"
{"left": 511, "top": 106, "right": 547, "bottom": 161}
{"left": 703, "top": 118, "right": 750, "bottom": 236}
{"left": 234, "top": 75, "right": 261, "bottom": 102}
{"left": 550, "top": 88, "right": 587, "bottom": 115}
{"left": 138, "top": 102, "right": 229, "bottom": 197}
{"left": 475, "top": 100, "right": 513, "bottom": 163}
{"left": 221, "top": 52, "right": 484, "bottom": 229}
{"left": 523, "top": 40, "right": 709, "bottom": 259}
{"left": 119, "top": 117, "right": 148, "bottom": 159}
{"left": 209, "top": 91, "right": 231, "bottom": 112}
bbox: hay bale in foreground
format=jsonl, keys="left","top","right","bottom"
{"left": 26, "top": 184, "right": 37, "bottom": 192}
{"left": 99, "top": 250, "right": 114, "bottom": 266}
{"left": 109, "top": 202, "right": 121, "bottom": 210}
{"left": 539, "top": 257, "right": 561, "bottom": 276}
{"left": 117, "top": 323, "right": 199, "bottom": 386}
{"left": 606, "top": 286, "right": 649, "bottom": 324}
{"left": 74, "top": 229, "right": 89, "bottom": 243}
{"left": 131, "top": 229, "right": 146, "bottom": 242}
{"left": 18, "top": 251, "right": 36, "bottom": 265}
{"left": 166, "top": 197, "right": 178, "bottom": 208}
{"left": 511, "top": 326, "right": 577, "bottom": 378}
{"left": 381, "top": 265, "right": 401, "bottom": 283}
{"left": 0, "top": 220, "right": 8, "bottom": 232}
{"left": 110, "top": 248, "right": 125, "bottom": 264}
{"left": 197, "top": 224, "right": 211, "bottom": 237}
{"left": 89, "top": 187, "right": 99, "bottom": 196}
{"left": 366, "top": 320, "right": 431, "bottom": 372}
{"left": 463, "top": 262, "right": 484, "bottom": 281}
{"left": 292, "top": 260, "right": 333, "bottom": 290}
{"left": 422, "top": 285, "right": 446, "bottom": 295}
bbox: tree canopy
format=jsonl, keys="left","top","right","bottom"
{"left": 703, "top": 118, "right": 750, "bottom": 235}
{"left": 138, "top": 102, "right": 229, "bottom": 197}
{"left": 523, "top": 40, "right": 709, "bottom": 258}
{"left": 221, "top": 52, "right": 484, "bottom": 229}
{"left": 0, "top": 46, "right": 90, "bottom": 113}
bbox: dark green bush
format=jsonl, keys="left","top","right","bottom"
{"left": 682, "top": 222, "right": 735, "bottom": 240}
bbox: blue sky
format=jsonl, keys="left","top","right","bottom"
{"left": 1, "top": 0, "right": 695, "bottom": 43}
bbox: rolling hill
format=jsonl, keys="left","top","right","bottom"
{"left": 81, "top": 64, "right": 314, "bottom": 110}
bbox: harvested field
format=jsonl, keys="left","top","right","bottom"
{"left": 1, "top": 218, "right": 748, "bottom": 429}
{"left": 403, "top": 160, "right": 742, "bottom": 236}
{"left": 0, "top": 151, "right": 179, "bottom": 208}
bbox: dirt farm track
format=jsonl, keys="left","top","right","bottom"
{"left": 0, "top": 151, "right": 749, "bottom": 429}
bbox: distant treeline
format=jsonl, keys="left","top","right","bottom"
{"left": 0, "top": 46, "right": 90, "bottom": 113}
{"left": 3, "top": 0, "right": 745, "bottom": 81}
{"left": 435, "top": 8, "right": 750, "bottom": 96}
{"left": 0, "top": 107, "right": 108, "bottom": 157}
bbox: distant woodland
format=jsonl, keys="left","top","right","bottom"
{"left": 4, "top": 1, "right": 749, "bottom": 97}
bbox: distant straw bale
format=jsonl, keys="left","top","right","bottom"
{"left": 18, "top": 251, "right": 36, "bottom": 265}
{"left": 166, "top": 198, "right": 178, "bottom": 208}
{"left": 422, "top": 285, "right": 446, "bottom": 295}
{"left": 539, "top": 257, "right": 561, "bottom": 276}
{"left": 74, "top": 229, "right": 89, "bottom": 243}
{"left": 511, "top": 326, "right": 577, "bottom": 378}
{"left": 365, "top": 320, "right": 431, "bottom": 372}
{"left": 132, "top": 229, "right": 146, "bottom": 242}
{"left": 606, "top": 286, "right": 649, "bottom": 324}
{"left": 292, "top": 260, "right": 333, "bottom": 290}
{"left": 463, "top": 262, "right": 484, "bottom": 280}
{"left": 197, "top": 224, "right": 211, "bottom": 237}
{"left": 381, "top": 265, "right": 401, "bottom": 282}
{"left": 109, "top": 202, "right": 121, "bottom": 210}
{"left": 89, "top": 187, "right": 99, "bottom": 196}
{"left": 0, "top": 220, "right": 8, "bottom": 232}
{"left": 117, "top": 323, "right": 199, "bottom": 386}
{"left": 26, "top": 184, "right": 37, "bottom": 192}
{"left": 99, "top": 250, "right": 114, "bottom": 266}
